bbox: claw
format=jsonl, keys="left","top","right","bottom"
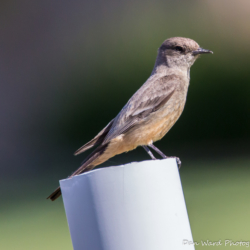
{"left": 175, "top": 157, "right": 181, "bottom": 169}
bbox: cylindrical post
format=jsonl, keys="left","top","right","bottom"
{"left": 60, "top": 158, "right": 194, "bottom": 250}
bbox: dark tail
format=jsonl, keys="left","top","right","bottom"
{"left": 47, "top": 187, "right": 62, "bottom": 201}
{"left": 47, "top": 144, "right": 109, "bottom": 201}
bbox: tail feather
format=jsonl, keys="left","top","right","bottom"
{"left": 74, "top": 119, "right": 114, "bottom": 155}
{"left": 47, "top": 187, "right": 61, "bottom": 201}
{"left": 47, "top": 144, "right": 109, "bottom": 201}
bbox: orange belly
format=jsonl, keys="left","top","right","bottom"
{"left": 124, "top": 102, "right": 185, "bottom": 147}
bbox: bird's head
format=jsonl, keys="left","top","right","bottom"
{"left": 156, "top": 37, "right": 213, "bottom": 70}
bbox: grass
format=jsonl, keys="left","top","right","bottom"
{"left": 1, "top": 157, "right": 250, "bottom": 249}
{"left": 0, "top": 199, "right": 72, "bottom": 250}
{"left": 181, "top": 158, "right": 250, "bottom": 249}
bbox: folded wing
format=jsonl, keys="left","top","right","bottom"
{"left": 103, "top": 74, "right": 178, "bottom": 143}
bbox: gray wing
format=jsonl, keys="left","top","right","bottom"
{"left": 103, "top": 74, "right": 180, "bottom": 143}
{"left": 74, "top": 119, "right": 114, "bottom": 155}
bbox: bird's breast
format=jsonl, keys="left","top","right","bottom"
{"left": 150, "top": 100, "right": 186, "bottom": 141}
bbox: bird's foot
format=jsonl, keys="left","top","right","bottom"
{"left": 145, "top": 144, "right": 181, "bottom": 168}
{"left": 163, "top": 155, "right": 181, "bottom": 169}
{"left": 174, "top": 157, "right": 181, "bottom": 169}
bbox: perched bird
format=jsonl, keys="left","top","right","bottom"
{"left": 48, "top": 37, "right": 212, "bottom": 201}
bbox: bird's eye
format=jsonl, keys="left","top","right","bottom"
{"left": 175, "top": 46, "right": 184, "bottom": 52}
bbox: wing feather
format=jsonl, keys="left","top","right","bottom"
{"left": 103, "top": 74, "right": 180, "bottom": 143}
{"left": 74, "top": 119, "right": 114, "bottom": 155}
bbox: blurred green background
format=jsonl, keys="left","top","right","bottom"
{"left": 0, "top": 0, "right": 250, "bottom": 249}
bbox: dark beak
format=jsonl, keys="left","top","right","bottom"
{"left": 193, "top": 48, "right": 213, "bottom": 56}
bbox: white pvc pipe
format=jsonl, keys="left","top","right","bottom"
{"left": 60, "top": 158, "right": 195, "bottom": 250}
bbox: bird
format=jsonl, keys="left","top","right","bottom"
{"left": 47, "top": 37, "right": 213, "bottom": 201}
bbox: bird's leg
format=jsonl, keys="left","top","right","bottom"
{"left": 142, "top": 146, "right": 157, "bottom": 160}
{"left": 148, "top": 144, "right": 181, "bottom": 169}
{"left": 148, "top": 144, "right": 167, "bottom": 158}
